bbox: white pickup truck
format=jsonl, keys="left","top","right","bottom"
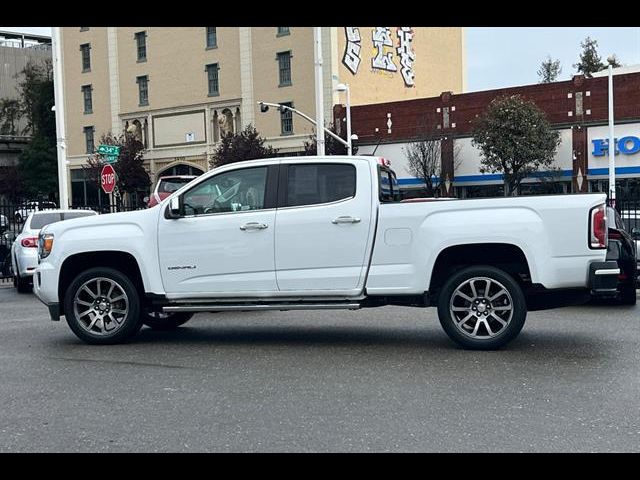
{"left": 34, "top": 156, "right": 618, "bottom": 349}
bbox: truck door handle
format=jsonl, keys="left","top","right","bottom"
{"left": 240, "top": 222, "right": 268, "bottom": 231}
{"left": 332, "top": 216, "right": 361, "bottom": 224}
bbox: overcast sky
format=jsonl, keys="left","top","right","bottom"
{"left": 3, "top": 26, "right": 640, "bottom": 92}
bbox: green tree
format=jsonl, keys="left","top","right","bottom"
{"left": 0, "top": 98, "right": 21, "bottom": 135}
{"left": 16, "top": 61, "right": 57, "bottom": 200}
{"left": 17, "top": 135, "right": 58, "bottom": 200}
{"left": 471, "top": 95, "right": 561, "bottom": 197}
{"left": 537, "top": 56, "right": 562, "bottom": 83}
{"left": 303, "top": 123, "right": 358, "bottom": 156}
{"left": 209, "top": 124, "right": 278, "bottom": 168}
{"left": 574, "top": 37, "right": 605, "bottom": 77}
{"left": 0, "top": 166, "right": 24, "bottom": 199}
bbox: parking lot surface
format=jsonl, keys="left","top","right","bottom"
{"left": 0, "top": 285, "right": 638, "bottom": 452}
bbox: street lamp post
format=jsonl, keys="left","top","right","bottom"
{"left": 51, "top": 27, "right": 70, "bottom": 209}
{"left": 608, "top": 64, "right": 616, "bottom": 208}
{"left": 335, "top": 83, "right": 352, "bottom": 155}
{"left": 258, "top": 101, "right": 350, "bottom": 151}
{"left": 313, "top": 27, "right": 325, "bottom": 156}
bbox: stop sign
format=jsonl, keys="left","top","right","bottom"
{"left": 100, "top": 164, "right": 116, "bottom": 194}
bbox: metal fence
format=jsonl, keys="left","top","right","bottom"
{"left": 0, "top": 199, "right": 146, "bottom": 283}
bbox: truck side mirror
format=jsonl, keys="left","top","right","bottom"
{"left": 165, "top": 196, "right": 182, "bottom": 219}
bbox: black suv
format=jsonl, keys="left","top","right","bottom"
{"left": 604, "top": 207, "right": 637, "bottom": 304}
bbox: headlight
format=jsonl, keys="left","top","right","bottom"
{"left": 38, "top": 232, "right": 54, "bottom": 260}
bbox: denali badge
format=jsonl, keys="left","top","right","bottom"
{"left": 168, "top": 265, "right": 196, "bottom": 270}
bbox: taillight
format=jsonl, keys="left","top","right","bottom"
{"left": 21, "top": 236, "right": 38, "bottom": 248}
{"left": 589, "top": 204, "right": 607, "bottom": 249}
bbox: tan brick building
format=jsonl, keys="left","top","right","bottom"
{"left": 58, "top": 27, "right": 464, "bottom": 206}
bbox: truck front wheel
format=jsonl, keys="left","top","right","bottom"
{"left": 437, "top": 265, "right": 527, "bottom": 350}
{"left": 64, "top": 267, "right": 142, "bottom": 344}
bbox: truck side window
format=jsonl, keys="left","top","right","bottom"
{"left": 285, "top": 163, "right": 356, "bottom": 207}
{"left": 182, "top": 167, "right": 268, "bottom": 215}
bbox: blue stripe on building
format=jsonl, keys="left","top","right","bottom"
{"left": 398, "top": 169, "right": 574, "bottom": 185}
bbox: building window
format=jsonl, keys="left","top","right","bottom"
{"left": 71, "top": 168, "right": 109, "bottom": 208}
{"left": 80, "top": 27, "right": 89, "bottom": 32}
{"left": 81, "top": 85, "right": 92, "bottom": 114}
{"left": 277, "top": 27, "right": 290, "bottom": 36}
{"left": 137, "top": 75, "right": 149, "bottom": 106}
{"left": 135, "top": 31, "right": 147, "bottom": 62}
{"left": 277, "top": 51, "right": 292, "bottom": 87}
{"left": 206, "top": 27, "right": 217, "bottom": 49}
{"left": 280, "top": 102, "right": 293, "bottom": 135}
{"left": 80, "top": 43, "right": 91, "bottom": 72}
{"left": 83, "top": 126, "right": 95, "bottom": 154}
{"left": 206, "top": 63, "right": 220, "bottom": 96}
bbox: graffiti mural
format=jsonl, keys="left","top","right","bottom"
{"left": 396, "top": 27, "right": 416, "bottom": 87}
{"left": 371, "top": 27, "right": 397, "bottom": 72}
{"left": 343, "top": 26, "right": 415, "bottom": 87}
{"left": 342, "top": 27, "right": 362, "bottom": 75}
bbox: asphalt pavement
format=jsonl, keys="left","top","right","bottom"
{"left": 0, "top": 284, "right": 638, "bottom": 452}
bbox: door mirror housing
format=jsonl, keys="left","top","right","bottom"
{"left": 165, "top": 196, "right": 182, "bottom": 219}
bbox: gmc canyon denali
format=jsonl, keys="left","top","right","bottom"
{"left": 33, "top": 156, "right": 619, "bottom": 349}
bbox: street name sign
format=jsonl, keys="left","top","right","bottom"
{"left": 97, "top": 145, "right": 121, "bottom": 156}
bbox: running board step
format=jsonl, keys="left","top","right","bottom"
{"left": 163, "top": 303, "right": 361, "bottom": 313}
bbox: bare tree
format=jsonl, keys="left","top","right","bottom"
{"left": 403, "top": 129, "right": 461, "bottom": 197}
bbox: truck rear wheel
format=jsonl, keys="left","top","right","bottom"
{"left": 64, "top": 267, "right": 142, "bottom": 345}
{"left": 437, "top": 265, "right": 527, "bottom": 350}
{"left": 142, "top": 311, "right": 194, "bottom": 330}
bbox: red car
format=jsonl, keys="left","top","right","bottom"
{"left": 147, "top": 175, "right": 197, "bottom": 208}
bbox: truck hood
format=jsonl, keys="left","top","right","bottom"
{"left": 41, "top": 208, "right": 156, "bottom": 237}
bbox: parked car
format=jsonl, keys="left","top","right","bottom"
{"left": 11, "top": 209, "right": 97, "bottom": 293}
{"left": 147, "top": 175, "right": 198, "bottom": 208}
{"left": 33, "top": 156, "right": 620, "bottom": 350}
{"left": 14, "top": 201, "right": 57, "bottom": 224}
{"left": 596, "top": 207, "right": 637, "bottom": 304}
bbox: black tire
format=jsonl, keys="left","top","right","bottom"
{"left": 15, "top": 256, "right": 31, "bottom": 293}
{"left": 437, "top": 265, "right": 527, "bottom": 350}
{"left": 142, "top": 311, "right": 194, "bottom": 330}
{"left": 64, "top": 267, "right": 142, "bottom": 345}
{"left": 619, "top": 283, "right": 637, "bottom": 305}
{"left": 16, "top": 274, "right": 31, "bottom": 293}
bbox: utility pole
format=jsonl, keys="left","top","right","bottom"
{"left": 313, "top": 27, "right": 325, "bottom": 156}
{"left": 51, "top": 27, "right": 69, "bottom": 208}
{"left": 608, "top": 64, "right": 616, "bottom": 208}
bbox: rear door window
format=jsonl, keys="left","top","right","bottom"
{"left": 30, "top": 213, "right": 62, "bottom": 229}
{"left": 283, "top": 163, "right": 356, "bottom": 207}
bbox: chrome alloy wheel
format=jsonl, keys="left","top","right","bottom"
{"left": 73, "top": 277, "right": 130, "bottom": 336}
{"left": 449, "top": 276, "right": 513, "bottom": 339}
